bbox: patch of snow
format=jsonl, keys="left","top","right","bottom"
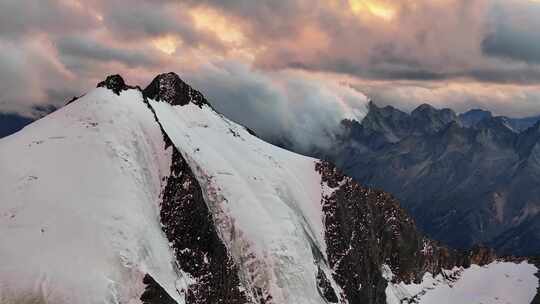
{"left": 384, "top": 261, "right": 539, "bottom": 304}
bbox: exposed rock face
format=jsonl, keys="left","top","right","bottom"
{"left": 459, "top": 109, "right": 493, "bottom": 128}
{"left": 65, "top": 95, "right": 82, "bottom": 105}
{"left": 316, "top": 160, "right": 498, "bottom": 304}
{"left": 316, "top": 266, "right": 339, "bottom": 303}
{"left": 315, "top": 103, "right": 540, "bottom": 256}
{"left": 143, "top": 72, "right": 209, "bottom": 107}
{"left": 159, "top": 148, "right": 249, "bottom": 304}
{"left": 143, "top": 82, "right": 248, "bottom": 303}
{"left": 411, "top": 103, "right": 458, "bottom": 134}
{"left": 96, "top": 74, "right": 133, "bottom": 95}
{"left": 460, "top": 108, "right": 540, "bottom": 132}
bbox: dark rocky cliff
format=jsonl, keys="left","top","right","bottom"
{"left": 316, "top": 160, "right": 499, "bottom": 304}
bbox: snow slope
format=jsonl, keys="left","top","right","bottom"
{"left": 150, "top": 100, "right": 339, "bottom": 304}
{"left": 0, "top": 80, "right": 538, "bottom": 304}
{"left": 384, "top": 261, "right": 538, "bottom": 304}
{"left": 0, "top": 88, "right": 188, "bottom": 304}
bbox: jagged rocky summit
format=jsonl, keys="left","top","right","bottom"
{"left": 0, "top": 73, "right": 538, "bottom": 304}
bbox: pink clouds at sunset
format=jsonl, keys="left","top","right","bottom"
{"left": 1, "top": 0, "right": 540, "bottom": 133}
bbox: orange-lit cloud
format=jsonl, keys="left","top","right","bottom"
{"left": 152, "top": 35, "right": 181, "bottom": 55}
{"left": 189, "top": 6, "right": 245, "bottom": 45}
{"left": 1, "top": 0, "right": 540, "bottom": 121}
{"left": 348, "top": 0, "right": 396, "bottom": 21}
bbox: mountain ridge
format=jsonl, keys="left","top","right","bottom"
{"left": 0, "top": 73, "right": 538, "bottom": 304}
{"left": 320, "top": 102, "right": 540, "bottom": 256}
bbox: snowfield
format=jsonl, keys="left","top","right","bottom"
{"left": 0, "top": 88, "right": 188, "bottom": 304}
{"left": 384, "top": 261, "right": 539, "bottom": 304}
{"left": 0, "top": 85, "right": 538, "bottom": 304}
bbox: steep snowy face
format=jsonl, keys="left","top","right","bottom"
{"left": 0, "top": 87, "right": 188, "bottom": 304}
{"left": 147, "top": 74, "right": 339, "bottom": 304}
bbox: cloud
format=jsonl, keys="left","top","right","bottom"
{"left": 354, "top": 80, "right": 540, "bottom": 117}
{"left": 56, "top": 36, "right": 159, "bottom": 67}
{"left": 1, "top": 0, "right": 540, "bottom": 136}
{"left": 0, "top": 36, "right": 79, "bottom": 116}
{"left": 195, "top": 1, "right": 487, "bottom": 79}
{"left": 97, "top": 1, "right": 224, "bottom": 50}
{"left": 482, "top": 0, "right": 540, "bottom": 64}
{"left": 0, "top": 0, "right": 98, "bottom": 38}
{"left": 184, "top": 61, "right": 369, "bottom": 153}
{"left": 187, "top": 0, "right": 540, "bottom": 84}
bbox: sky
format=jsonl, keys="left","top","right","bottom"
{"left": 1, "top": 0, "right": 540, "bottom": 150}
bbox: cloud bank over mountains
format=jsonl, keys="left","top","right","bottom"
{"left": 1, "top": 0, "right": 540, "bottom": 147}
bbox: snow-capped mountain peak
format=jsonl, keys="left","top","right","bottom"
{"left": 0, "top": 74, "right": 538, "bottom": 304}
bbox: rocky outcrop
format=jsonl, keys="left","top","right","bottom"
{"left": 316, "top": 266, "right": 339, "bottom": 303}
{"left": 144, "top": 86, "right": 248, "bottom": 302}
{"left": 460, "top": 108, "right": 540, "bottom": 132}
{"left": 143, "top": 72, "right": 209, "bottom": 107}
{"left": 411, "top": 103, "right": 459, "bottom": 134}
{"left": 159, "top": 147, "right": 249, "bottom": 304}
{"left": 316, "top": 160, "right": 497, "bottom": 304}
{"left": 459, "top": 109, "right": 493, "bottom": 128}
{"left": 96, "top": 74, "right": 134, "bottom": 95}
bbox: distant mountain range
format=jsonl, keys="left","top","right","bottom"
{"left": 458, "top": 108, "right": 540, "bottom": 132}
{"left": 314, "top": 102, "right": 540, "bottom": 256}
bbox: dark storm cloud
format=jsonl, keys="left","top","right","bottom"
{"left": 56, "top": 36, "right": 158, "bottom": 67}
